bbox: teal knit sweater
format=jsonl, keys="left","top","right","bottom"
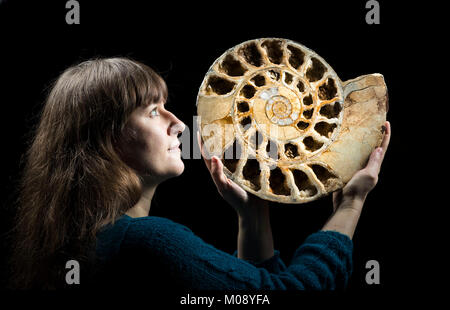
{"left": 94, "top": 215, "right": 353, "bottom": 290}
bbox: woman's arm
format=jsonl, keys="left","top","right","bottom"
{"left": 321, "top": 196, "right": 365, "bottom": 240}
{"left": 198, "top": 132, "right": 275, "bottom": 263}
{"left": 206, "top": 156, "right": 275, "bottom": 263}
{"left": 322, "top": 121, "right": 391, "bottom": 239}
{"left": 237, "top": 201, "right": 274, "bottom": 262}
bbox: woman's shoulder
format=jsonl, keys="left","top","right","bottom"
{"left": 96, "top": 214, "right": 194, "bottom": 257}
{"left": 100, "top": 214, "right": 191, "bottom": 232}
{"left": 125, "top": 215, "right": 192, "bottom": 233}
{"left": 119, "top": 215, "right": 194, "bottom": 246}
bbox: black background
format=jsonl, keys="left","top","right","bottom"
{"left": 0, "top": 0, "right": 437, "bottom": 303}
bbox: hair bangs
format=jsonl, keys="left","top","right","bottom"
{"left": 131, "top": 62, "right": 168, "bottom": 108}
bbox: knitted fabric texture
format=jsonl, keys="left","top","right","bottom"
{"left": 94, "top": 215, "right": 353, "bottom": 290}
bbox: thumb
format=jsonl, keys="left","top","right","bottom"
{"left": 365, "top": 147, "right": 383, "bottom": 176}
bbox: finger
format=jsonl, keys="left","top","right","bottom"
{"left": 374, "top": 121, "right": 391, "bottom": 168}
{"left": 364, "top": 147, "right": 383, "bottom": 176}
{"left": 210, "top": 156, "right": 246, "bottom": 193}
{"left": 197, "top": 130, "right": 211, "bottom": 171}
{"left": 380, "top": 121, "right": 391, "bottom": 157}
{"left": 211, "top": 157, "right": 248, "bottom": 203}
{"left": 365, "top": 121, "right": 391, "bottom": 174}
{"left": 210, "top": 156, "right": 230, "bottom": 191}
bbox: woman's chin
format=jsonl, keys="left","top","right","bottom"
{"left": 140, "top": 160, "right": 185, "bottom": 183}
{"left": 173, "top": 161, "right": 185, "bottom": 176}
{"left": 166, "top": 160, "right": 185, "bottom": 178}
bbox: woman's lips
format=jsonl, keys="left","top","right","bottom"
{"left": 168, "top": 142, "right": 181, "bottom": 152}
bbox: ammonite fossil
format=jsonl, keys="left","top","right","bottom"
{"left": 197, "top": 38, "right": 388, "bottom": 204}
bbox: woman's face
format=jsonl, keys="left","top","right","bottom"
{"left": 118, "top": 101, "right": 186, "bottom": 183}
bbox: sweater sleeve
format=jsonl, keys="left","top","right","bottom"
{"left": 123, "top": 216, "right": 353, "bottom": 290}
{"left": 231, "top": 250, "right": 287, "bottom": 274}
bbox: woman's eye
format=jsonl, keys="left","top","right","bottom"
{"left": 150, "top": 108, "right": 160, "bottom": 117}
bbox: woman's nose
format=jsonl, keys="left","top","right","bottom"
{"left": 169, "top": 115, "right": 186, "bottom": 136}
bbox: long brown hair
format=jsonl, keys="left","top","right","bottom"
{"left": 9, "top": 57, "right": 168, "bottom": 289}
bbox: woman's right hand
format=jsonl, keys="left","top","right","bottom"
{"left": 197, "top": 131, "right": 274, "bottom": 262}
{"left": 196, "top": 131, "right": 269, "bottom": 218}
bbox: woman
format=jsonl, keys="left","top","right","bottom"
{"left": 10, "top": 57, "right": 391, "bottom": 290}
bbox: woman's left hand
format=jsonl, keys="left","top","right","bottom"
{"left": 332, "top": 121, "right": 391, "bottom": 211}
{"left": 197, "top": 131, "right": 269, "bottom": 218}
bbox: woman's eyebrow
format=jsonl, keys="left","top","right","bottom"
{"left": 154, "top": 100, "right": 166, "bottom": 106}
{"left": 145, "top": 101, "right": 165, "bottom": 111}
{"left": 146, "top": 102, "right": 159, "bottom": 108}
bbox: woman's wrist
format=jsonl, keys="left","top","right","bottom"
{"left": 235, "top": 198, "right": 269, "bottom": 219}
{"left": 238, "top": 201, "right": 270, "bottom": 230}
{"left": 336, "top": 194, "right": 366, "bottom": 213}
{"left": 237, "top": 200, "right": 274, "bottom": 262}
{"left": 323, "top": 196, "right": 365, "bottom": 239}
